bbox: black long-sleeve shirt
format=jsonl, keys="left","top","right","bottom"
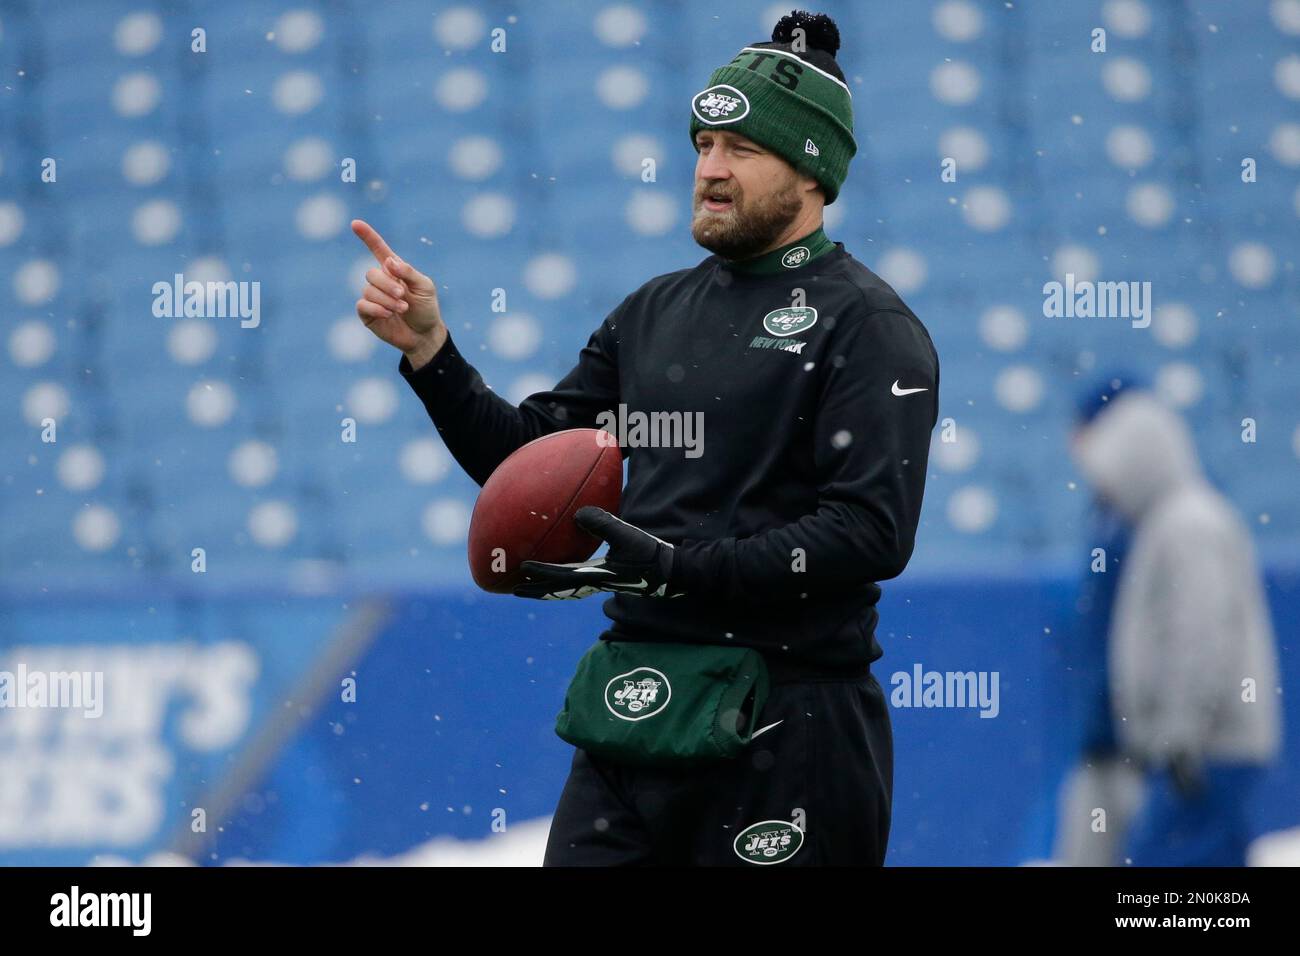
{"left": 399, "top": 239, "right": 940, "bottom": 679}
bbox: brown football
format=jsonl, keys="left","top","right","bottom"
{"left": 467, "top": 428, "right": 623, "bottom": 593}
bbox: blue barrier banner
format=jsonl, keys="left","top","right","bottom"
{"left": 5, "top": 573, "right": 1295, "bottom": 866}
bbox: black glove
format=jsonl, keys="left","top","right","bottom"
{"left": 513, "top": 506, "right": 686, "bottom": 600}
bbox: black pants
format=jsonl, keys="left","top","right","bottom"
{"left": 543, "top": 673, "right": 893, "bottom": 866}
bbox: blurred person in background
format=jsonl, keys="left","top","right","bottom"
{"left": 1052, "top": 374, "right": 1144, "bottom": 866}
{"left": 1070, "top": 389, "right": 1282, "bottom": 866}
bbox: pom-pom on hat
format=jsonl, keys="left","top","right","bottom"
{"left": 688, "top": 10, "right": 856, "bottom": 203}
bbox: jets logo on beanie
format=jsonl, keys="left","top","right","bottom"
{"left": 689, "top": 10, "right": 856, "bottom": 203}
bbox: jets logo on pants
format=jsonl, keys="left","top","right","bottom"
{"left": 734, "top": 820, "right": 804, "bottom": 864}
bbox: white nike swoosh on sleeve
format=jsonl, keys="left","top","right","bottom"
{"left": 750, "top": 719, "right": 784, "bottom": 740}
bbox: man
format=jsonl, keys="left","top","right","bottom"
{"left": 1071, "top": 389, "right": 1282, "bottom": 865}
{"left": 1053, "top": 374, "right": 1144, "bottom": 866}
{"left": 351, "top": 10, "right": 939, "bottom": 865}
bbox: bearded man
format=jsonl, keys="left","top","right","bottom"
{"left": 351, "top": 10, "right": 939, "bottom": 866}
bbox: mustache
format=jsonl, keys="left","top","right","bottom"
{"left": 695, "top": 184, "right": 741, "bottom": 204}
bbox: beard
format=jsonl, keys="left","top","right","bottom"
{"left": 690, "top": 175, "right": 803, "bottom": 261}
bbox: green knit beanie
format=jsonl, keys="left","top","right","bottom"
{"left": 688, "top": 11, "right": 856, "bottom": 204}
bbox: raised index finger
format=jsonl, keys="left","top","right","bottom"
{"left": 351, "top": 219, "right": 396, "bottom": 266}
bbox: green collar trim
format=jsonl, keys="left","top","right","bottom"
{"left": 724, "top": 226, "right": 836, "bottom": 276}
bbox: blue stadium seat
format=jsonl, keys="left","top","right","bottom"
{"left": 2, "top": 0, "right": 1298, "bottom": 588}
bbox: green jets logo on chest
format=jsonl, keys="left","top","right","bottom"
{"left": 734, "top": 820, "right": 804, "bottom": 864}
{"left": 762, "top": 306, "right": 817, "bottom": 337}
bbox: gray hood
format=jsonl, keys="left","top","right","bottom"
{"left": 1072, "top": 391, "right": 1203, "bottom": 521}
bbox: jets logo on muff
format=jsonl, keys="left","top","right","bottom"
{"left": 734, "top": 820, "right": 805, "bottom": 864}
{"left": 692, "top": 84, "right": 750, "bottom": 124}
{"left": 604, "top": 667, "right": 671, "bottom": 721}
{"left": 762, "top": 306, "right": 818, "bottom": 337}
